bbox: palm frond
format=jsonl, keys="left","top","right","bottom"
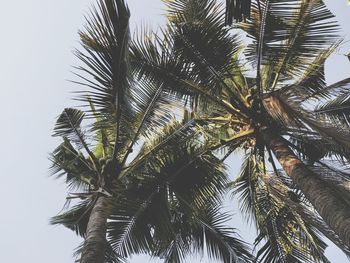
{"left": 119, "top": 80, "right": 180, "bottom": 168}
{"left": 269, "top": 94, "right": 350, "bottom": 155}
{"left": 51, "top": 199, "right": 93, "bottom": 237}
{"left": 190, "top": 203, "right": 254, "bottom": 262}
{"left": 107, "top": 196, "right": 156, "bottom": 257}
{"left": 89, "top": 99, "right": 114, "bottom": 159}
{"left": 315, "top": 91, "right": 350, "bottom": 129}
{"left": 287, "top": 132, "right": 350, "bottom": 164}
{"left": 225, "top": 0, "right": 252, "bottom": 24}
{"left": 73, "top": 0, "right": 136, "bottom": 163}
{"left": 53, "top": 108, "right": 99, "bottom": 167}
{"left": 53, "top": 108, "right": 86, "bottom": 146}
{"left": 131, "top": 27, "right": 191, "bottom": 100}
{"left": 121, "top": 118, "right": 197, "bottom": 177}
{"left": 231, "top": 153, "right": 331, "bottom": 263}
{"left": 166, "top": 0, "right": 252, "bottom": 115}
{"left": 131, "top": 20, "right": 249, "bottom": 119}
{"left": 108, "top": 133, "right": 239, "bottom": 261}
{"left": 279, "top": 43, "right": 341, "bottom": 102}
{"left": 50, "top": 138, "right": 98, "bottom": 190}
{"left": 76, "top": 0, "right": 131, "bottom": 115}
{"left": 303, "top": 77, "right": 350, "bottom": 102}
{"left": 167, "top": 0, "right": 242, "bottom": 88}
{"left": 230, "top": 153, "right": 259, "bottom": 224}
{"left": 241, "top": 0, "right": 339, "bottom": 91}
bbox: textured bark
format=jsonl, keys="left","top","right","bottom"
{"left": 263, "top": 130, "right": 350, "bottom": 248}
{"left": 80, "top": 196, "right": 110, "bottom": 263}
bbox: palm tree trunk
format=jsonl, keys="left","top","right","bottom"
{"left": 262, "top": 130, "right": 350, "bottom": 248}
{"left": 80, "top": 196, "right": 110, "bottom": 263}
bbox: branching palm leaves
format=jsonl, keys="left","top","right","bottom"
{"left": 131, "top": 0, "right": 350, "bottom": 261}
{"left": 231, "top": 153, "right": 347, "bottom": 262}
{"left": 50, "top": 0, "right": 253, "bottom": 262}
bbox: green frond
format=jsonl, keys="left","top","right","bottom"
{"left": 122, "top": 118, "right": 198, "bottom": 176}
{"left": 131, "top": 29, "right": 191, "bottom": 98}
{"left": 50, "top": 138, "right": 98, "bottom": 191}
{"left": 51, "top": 199, "right": 93, "bottom": 237}
{"left": 231, "top": 153, "right": 331, "bottom": 262}
{"left": 76, "top": 0, "right": 131, "bottom": 116}
{"left": 107, "top": 196, "right": 156, "bottom": 257}
{"left": 304, "top": 77, "right": 350, "bottom": 102}
{"left": 53, "top": 108, "right": 99, "bottom": 168}
{"left": 107, "top": 133, "right": 249, "bottom": 261}
{"left": 73, "top": 0, "right": 138, "bottom": 164}
{"left": 87, "top": 99, "right": 114, "bottom": 159}
{"left": 130, "top": 81, "right": 177, "bottom": 139}
{"left": 225, "top": 0, "right": 252, "bottom": 25}
{"left": 287, "top": 130, "right": 350, "bottom": 165}
{"left": 118, "top": 80, "right": 184, "bottom": 168}
{"left": 241, "top": 0, "right": 339, "bottom": 91}
{"left": 53, "top": 108, "right": 86, "bottom": 147}
{"left": 315, "top": 91, "right": 350, "bottom": 129}
{"left": 166, "top": 0, "right": 243, "bottom": 89}
{"left": 269, "top": 94, "right": 350, "bottom": 155}
{"left": 230, "top": 153, "right": 259, "bottom": 224}
{"left": 130, "top": 19, "right": 248, "bottom": 117}
{"left": 190, "top": 203, "right": 254, "bottom": 262}
{"left": 279, "top": 43, "right": 341, "bottom": 103}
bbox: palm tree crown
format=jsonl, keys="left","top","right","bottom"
{"left": 50, "top": 0, "right": 253, "bottom": 262}
{"left": 131, "top": 0, "right": 350, "bottom": 261}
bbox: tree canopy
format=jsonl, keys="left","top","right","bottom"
{"left": 51, "top": 0, "right": 350, "bottom": 262}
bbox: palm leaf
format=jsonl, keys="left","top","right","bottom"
{"left": 303, "top": 77, "right": 350, "bottom": 102}
{"left": 76, "top": 0, "right": 131, "bottom": 116}
{"left": 50, "top": 138, "right": 98, "bottom": 190}
{"left": 225, "top": 0, "right": 252, "bottom": 24}
{"left": 189, "top": 203, "right": 254, "bottom": 263}
{"left": 53, "top": 108, "right": 86, "bottom": 147}
{"left": 167, "top": 0, "right": 242, "bottom": 87}
{"left": 107, "top": 133, "right": 252, "bottom": 261}
{"left": 279, "top": 43, "right": 341, "bottom": 102}
{"left": 121, "top": 118, "right": 197, "bottom": 177}
{"left": 53, "top": 108, "right": 99, "bottom": 169}
{"left": 231, "top": 153, "right": 331, "bottom": 262}
{"left": 51, "top": 199, "right": 93, "bottom": 237}
{"left": 131, "top": 21, "right": 248, "bottom": 118}
{"left": 315, "top": 91, "right": 350, "bottom": 129}
{"left": 119, "top": 80, "right": 181, "bottom": 168}
{"left": 241, "top": 0, "right": 339, "bottom": 91}
{"left": 268, "top": 94, "right": 350, "bottom": 154}
{"left": 73, "top": 0, "right": 135, "bottom": 163}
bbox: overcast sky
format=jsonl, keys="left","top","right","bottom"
{"left": 0, "top": 0, "right": 349, "bottom": 262}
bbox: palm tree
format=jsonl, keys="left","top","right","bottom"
{"left": 131, "top": 0, "right": 350, "bottom": 260}
{"left": 50, "top": 0, "right": 253, "bottom": 262}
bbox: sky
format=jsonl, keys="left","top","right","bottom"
{"left": 0, "top": 0, "right": 349, "bottom": 262}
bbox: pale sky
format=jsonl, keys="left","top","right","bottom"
{"left": 0, "top": 0, "right": 349, "bottom": 262}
